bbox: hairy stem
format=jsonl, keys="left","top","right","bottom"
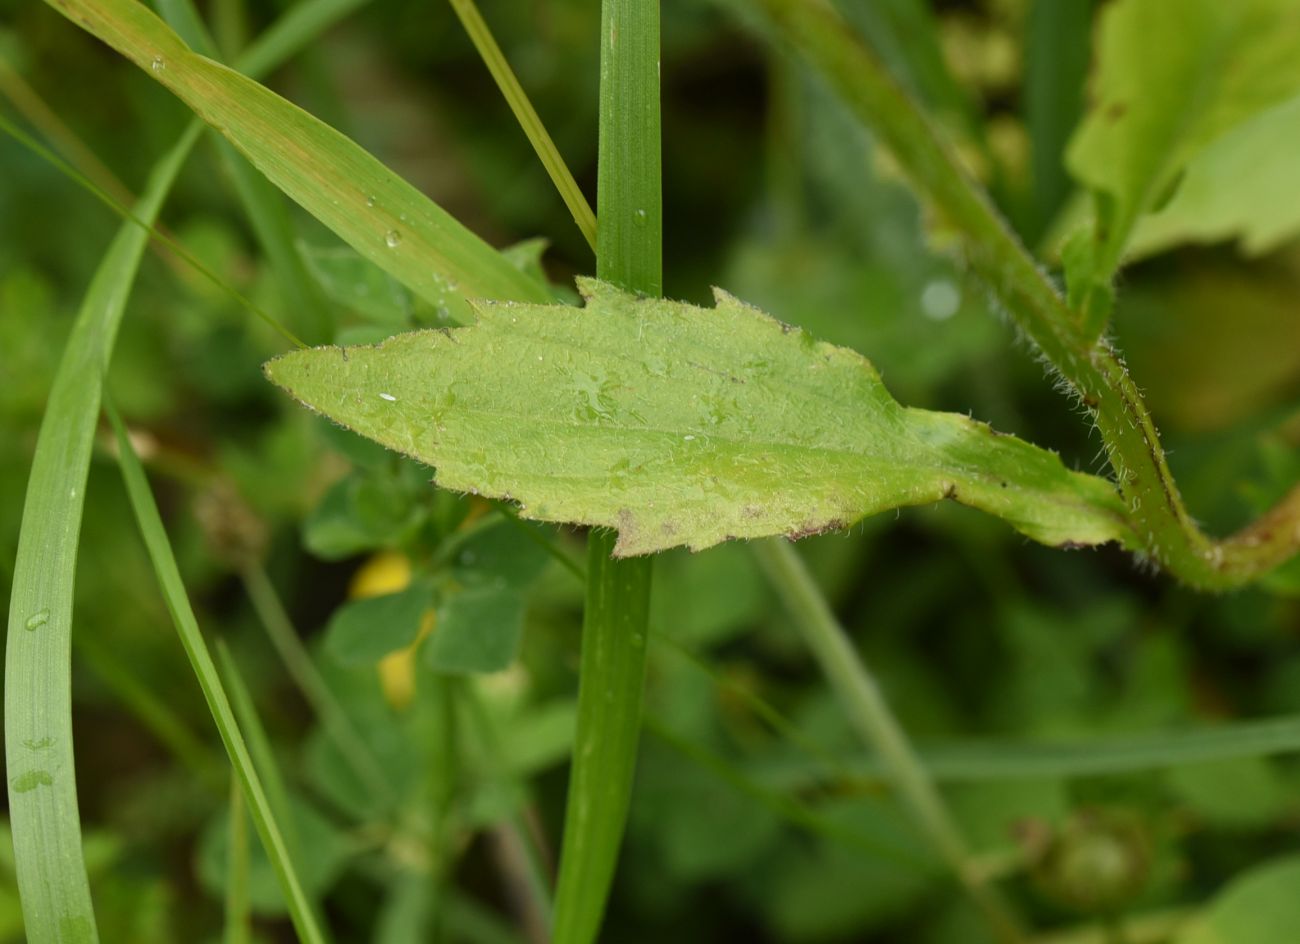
{"left": 752, "top": 0, "right": 1300, "bottom": 590}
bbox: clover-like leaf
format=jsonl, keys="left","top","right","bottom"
{"left": 266, "top": 280, "right": 1133, "bottom": 556}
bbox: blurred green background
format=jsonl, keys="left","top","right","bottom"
{"left": 2, "top": 0, "right": 1300, "bottom": 941}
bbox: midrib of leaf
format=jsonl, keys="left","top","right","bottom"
{"left": 550, "top": 2, "right": 660, "bottom": 943}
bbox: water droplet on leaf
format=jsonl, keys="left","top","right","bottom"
{"left": 385, "top": 230, "right": 402, "bottom": 248}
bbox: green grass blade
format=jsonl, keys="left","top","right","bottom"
{"left": 3, "top": 123, "right": 199, "bottom": 944}
{"left": 2, "top": 6, "right": 380, "bottom": 939}
{"left": 240, "top": 563, "right": 393, "bottom": 807}
{"left": 107, "top": 404, "right": 327, "bottom": 944}
{"left": 47, "top": 0, "right": 552, "bottom": 320}
{"left": 447, "top": 0, "right": 597, "bottom": 251}
{"left": 225, "top": 778, "right": 252, "bottom": 944}
{"left": 153, "top": 0, "right": 335, "bottom": 343}
{"left": 551, "top": 2, "right": 660, "bottom": 942}
{"left": 752, "top": 538, "right": 1025, "bottom": 944}
{"left": 214, "top": 640, "right": 304, "bottom": 863}
{"left": 828, "top": 714, "right": 1300, "bottom": 784}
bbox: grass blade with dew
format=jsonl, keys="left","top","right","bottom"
{"left": 45, "top": 0, "right": 553, "bottom": 322}
{"left": 108, "top": 402, "right": 327, "bottom": 944}
{"left": 551, "top": 0, "right": 660, "bottom": 941}
{"left": 3, "top": 122, "right": 199, "bottom": 944}
{"left": 2, "top": 3, "right": 381, "bottom": 937}
{"left": 757, "top": 712, "right": 1300, "bottom": 787}
{"left": 153, "top": 0, "right": 335, "bottom": 344}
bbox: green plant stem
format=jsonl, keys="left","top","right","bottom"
{"left": 460, "top": 684, "right": 554, "bottom": 938}
{"left": 240, "top": 562, "right": 394, "bottom": 808}
{"left": 752, "top": 538, "right": 1026, "bottom": 944}
{"left": 751, "top": 0, "right": 1300, "bottom": 590}
{"left": 225, "top": 777, "right": 252, "bottom": 944}
{"left": 109, "top": 403, "right": 327, "bottom": 944}
{"left": 550, "top": 2, "right": 660, "bottom": 941}
{"left": 447, "top": 0, "right": 597, "bottom": 251}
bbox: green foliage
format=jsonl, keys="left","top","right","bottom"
{"left": 1177, "top": 856, "right": 1300, "bottom": 944}
{"left": 5, "top": 0, "right": 1300, "bottom": 942}
{"left": 267, "top": 279, "right": 1132, "bottom": 554}
{"left": 1066, "top": 0, "right": 1300, "bottom": 297}
{"left": 1127, "top": 95, "right": 1300, "bottom": 259}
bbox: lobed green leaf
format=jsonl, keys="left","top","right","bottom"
{"left": 266, "top": 279, "right": 1134, "bottom": 556}
{"left": 1127, "top": 94, "right": 1300, "bottom": 259}
{"left": 1066, "top": 0, "right": 1300, "bottom": 279}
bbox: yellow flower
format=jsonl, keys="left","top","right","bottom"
{"left": 349, "top": 552, "right": 434, "bottom": 711}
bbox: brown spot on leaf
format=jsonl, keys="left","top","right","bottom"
{"left": 786, "top": 518, "right": 846, "bottom": 541}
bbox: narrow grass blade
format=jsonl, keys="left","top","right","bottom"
{"left": 551, "top": 2, "right": 660, "bottom": 941}
{"left": 108, "top": 404, "right": 327, "bottom": 944}
{"left": 3, "top": 5, "right": 379, "bottom": 939}
{"left": 241, "top": 563, "right": 393, "bottom": 807}
{"left": 753, "top": 538, "right": 1026, "bottom": 944}
{"left": 644, "top": 717, "right": 932, "bottom": 869}
{"left": 154, "top": 0, "right": 335, "bottom": 343}
{"left": 447, "top": 0, "right": 597, "bottom": 251}
{"left": 225, "top": 778, "right": 252, "bottom": 944}
{"left": 214, "top": 640, "right": 303, "bottom": 861}
{"left": 46, "top": 0, "right": 553, "bottom": 320}
{"left": 859, "top": 714, "right": 1300, "bottom": 784}
{"left": 3, "top": 123, "right": 199, "bottom": 944}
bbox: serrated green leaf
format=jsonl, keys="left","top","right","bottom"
{"left": 427, "top": 586, "right": 526, "bottom": 675}
{"left": 324, "top": 582, "right": 434, "bottom": 666}
{"left": 266, "top": 279, "right": 1133, "bottom": 556}
{"left": 1066, "top": 0, "right": 1300, "bottom": 278}
{"left": 1127, "top": 94, "right": 1300, "bottom": 259}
